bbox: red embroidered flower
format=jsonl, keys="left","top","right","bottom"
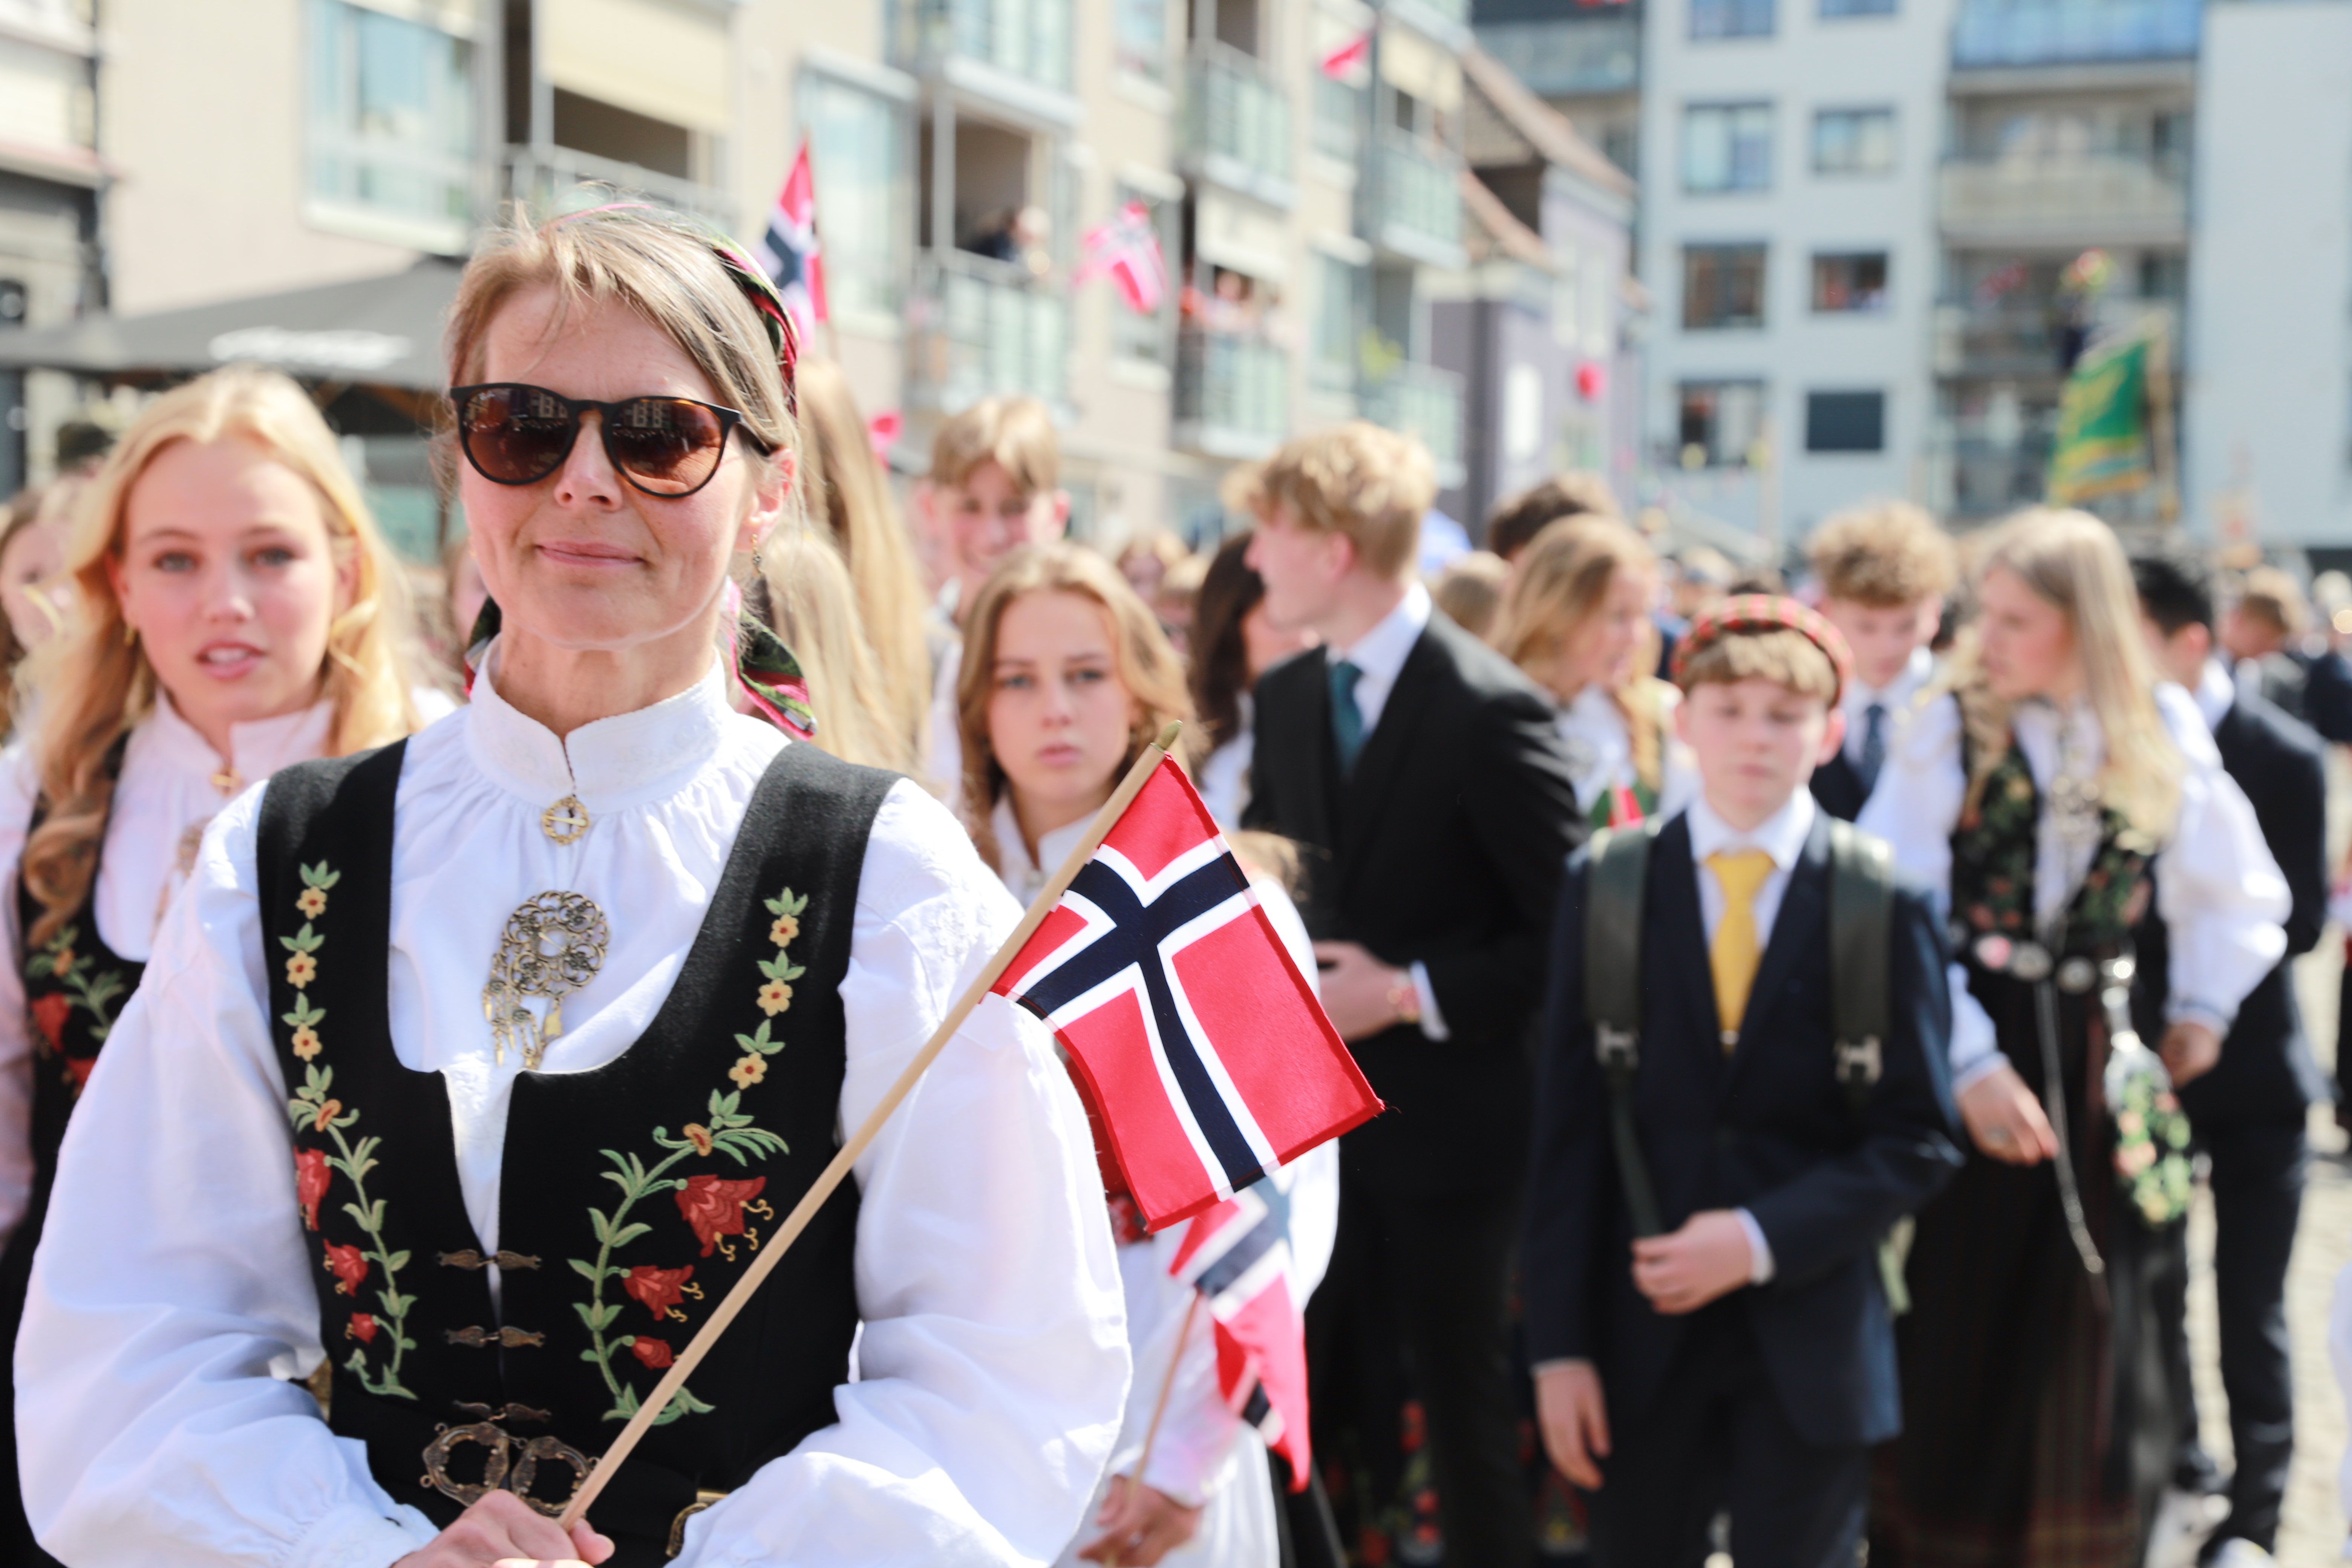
{"left": 324, "top": 1241, "right": 367, "bottom": 1295}
{"left": 347, "top": 1312, "right": 378, "bottom": 1343}
{"left": 62, "top": 1055, "right": 95, "bottom": 1092}
{"left": 29, "top": 993, "right": 69, "bottom": 1053}
{"left": 630, "top": 1336, "right": 674, "bottom": 1369}
{"left": 295, "top": 1148, "right": 332, "bottom": 1230}
{"left": 623, "top": 1263, "right": 696, "bottom": 1321}
{"left": 676, "top": 1174, "right": 766, "bottom": 1258}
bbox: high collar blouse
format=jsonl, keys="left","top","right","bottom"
{"left": 1856, "top": 683, "right": 2288, "bottom": 1088}
{"left": 1554, "top": 681, "right": 1697, "bottom": 820}
{"left": 15, "top": 644, "right": 1129, "bottom": 1568}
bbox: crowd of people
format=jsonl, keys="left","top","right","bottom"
{"left": 0, "top": 197, "right": 2339, "bottom": 1568}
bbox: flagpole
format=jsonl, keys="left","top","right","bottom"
{"left": 557, "top": 721, "right": 1187, "bottom": 1532}
{"left": 1103, "top": 1291, "right": 1202, "bottom": 1568}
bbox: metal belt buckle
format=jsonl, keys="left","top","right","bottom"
{"left": 2056, "top": 957, "right": 2099, "bottom": 994}
{"left": 2008, "top": 941, "right": 2053, "bottom": 983}
{"left": 669, "top": 1490, "right": 730, "bottom": 1559}
{"left": 420, "top": 1421, "right": 596, "bottom": 1518}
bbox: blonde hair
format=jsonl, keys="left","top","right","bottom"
{"left": 929, "top": 395, "right": 1060, "bottom": 496}
{"left": 1678, "top": 628, "right": 1841, "bottom": 703}
{"left": 21, "top": 365, "right": 424, "bottom": 944}
{"left": 760, "top": 524, "right": 917, "bottom": 774}
{"left": 1492, "top": 516, "right": 1667, "bottom": 792}
{"left": 1432, "top": 550, "right": 1508, "bottom": 639}
{"left": 1808, "top": 500, "right": 1959, "bottom": 608}
{"left": 792, "top": 359, "right": 929, "bottom": 767}
{"left": 2236, "top": 566, "right": 2308, "bottom": 638}
{"left": 1950, "top": 508, "right": 2182, "bottom": 840}
{"left": 957, "top": 543, "right": 1194, "bottom": 874}
{"left": 1225, "top": 423, "right": 1434, "bottom": 581}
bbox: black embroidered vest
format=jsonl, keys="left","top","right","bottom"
{"left": 1948, "top": 741, "right": 2153, "bottom": 968}
{"left": 256, "top": 740, "right": 896, "bottom": 1562}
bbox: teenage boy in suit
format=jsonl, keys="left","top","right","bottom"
{"left": 1241, "top": 422, "right": 1584, "bottom": 1568}
{"left": 2135, "top": 547, "right": 2331, "bottom": 1568}
{"left": 1805, "top": 502, "right": 1957, "bottom": 822}
{"left": 1524, "top": 599, "right": 1962, "bottom": 1567}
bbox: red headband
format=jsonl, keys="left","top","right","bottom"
{"left": 1671, "top": 593, "right": 1855, "bottom": 704}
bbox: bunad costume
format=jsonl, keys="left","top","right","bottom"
{"left": 0, "top": 694, "right": 403, "bottom": 1566}
{"left": 990, "top": 801, "right": 1340, "bottom": 1568}
{"left": 14, "top": 646, "right": 1130, "bottom": 1568}
{"left": 1553, "top": 680, "right": 1695, "bottom": 829}
{"left": 1859, "top": 684, "right": 2288, "bottom": 1567}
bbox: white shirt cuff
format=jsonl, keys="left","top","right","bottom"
{"left": 284, "top": 1502, "right": 436, "bottom": 1568}
{"left": 2163, "top": 1001, "right": 2232, "bottom": 1037}
{"left": 1734, "top": 1207, "right": 1775, "bottom": 1285}
{"left": 1409, "top": 961, "right": 1450, "bottom": 1041}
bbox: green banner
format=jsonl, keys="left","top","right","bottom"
{"left": 2047, "top": 333, "right": 2150, "bottom": 503}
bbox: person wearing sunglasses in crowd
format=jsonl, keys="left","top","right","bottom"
{"left": 14, "top": 204, "right": 1129, "bottom": 1568}
{"left": 0, "top": 364, "right": 443, "bottom": 1565}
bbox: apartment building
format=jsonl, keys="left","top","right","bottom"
{"left": 0, "top": 0, "right": 102, "bottom": 492}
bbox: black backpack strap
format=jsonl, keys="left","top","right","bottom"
{"left": 1826, "top": 818, "right": 1895, "bottom": 1117}
{"left": 1582, "top": 823, "right": 1664, "bottom": 1237}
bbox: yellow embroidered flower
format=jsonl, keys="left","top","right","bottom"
{"left": 297, "top": 887, "right": 328, "bottom": 918}
{"left": 286, "top": 952, "right": 318, "bottom": 989}
{"left": 291, "top": 1025, "right": 323, "bottom": 1061}
{"left": 770, "top": 913, "right": 801, "bottom": 947}
{"left": 757, "top": 980, "right": 793, "bottom": 1017}
{"left": 51, "top": 945, "right": 74, "bottom": 974}
{"left": 683, "top": 1123, "right": 715, "bottom": 1156}
{"left": 728, "top": 1055, "right": 767, "bottom": 1090}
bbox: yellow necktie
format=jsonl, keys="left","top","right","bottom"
{"left": 1707, "top": 848, "right": 1776, "bottom": 1048}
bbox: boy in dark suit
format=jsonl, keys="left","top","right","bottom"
{"left": 2135, "top": 547, "right": 2331, "bottom": 1567}
{"left": 1524, "top": 599, "right": 1962, "bottom": 1566}
{"left": 1805, "top": 503, "right": 1955, "bottom": 821}
{"left": 1241, "top": 422, "right": 1584, "bottom": 1568}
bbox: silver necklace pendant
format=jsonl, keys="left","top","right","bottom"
{"left": 482, "top": 891, "right": 611, "bottom": 1069}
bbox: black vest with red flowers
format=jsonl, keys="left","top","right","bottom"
{"left": 256, "top": 739, "right": 894, "bottom": 1564}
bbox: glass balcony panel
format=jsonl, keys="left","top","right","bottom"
{"left": 1176, "top": 329, "right": 1290, "bottom": 456}
{"left": 505, "top": 146, "right": 735, "bottom": 232}
{"left": 1363, "top": 361, "right": 1465, "bottom": 482}
{"left": 1472, "top": 17, "right": 1641, "bottom": 96}
{"left": 903, "top": 0, "right": 1073, "bottom": 92}
{"left": 914, "top": 253, "right": 1069, "bottom": 411}
{"left": 1951, "top": 0, "right": 2200, "bottom": 68}
{"left": 1183, "top": 44, "right": 1293, "bottom": 192}
{"left": 1939, "top": 153, "right": 2188, "bottom": 240}
{"left": 1374, "top": 133, "right": 1463, "bottom": 260}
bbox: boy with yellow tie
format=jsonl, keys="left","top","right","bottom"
{"left": 1522, "top": 597, "right": 1963, "bottom": 1566}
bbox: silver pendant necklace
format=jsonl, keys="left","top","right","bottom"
{"left": 482, "top": 796, "right": 611, "bottom": 1069}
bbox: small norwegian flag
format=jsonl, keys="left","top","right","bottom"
{"left": 1170, "top": 1169, "right": 1318, "bottom": 1489}
{"left": 992, "top": 757, "right": 1381, "bottom": 1231}
{"left": 1072, "top": 201, "right": 1168, "bottom": 316}
{"left": 754, "top": 141, "right": 826, "bottom": 347}
{"left": 1319, "top": 29, "right": 1371, "bottom": 81}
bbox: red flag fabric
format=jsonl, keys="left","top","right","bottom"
{"left": 754, "top": 142, "right": 827, "bottom": 347}
{"left": 1072, "top": 201, "right": 1168, "bottom": 316}
{"left": 1169, "top": 1175, "right": 1316, "bottom": 1490}
{"left": 1319, "top": 30, "right": 1371, "bottom": 80}
{"left": 991, "top": 756, "right": 1381, "bottom": 1231}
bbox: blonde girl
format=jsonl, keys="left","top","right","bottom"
{"left": 760, "top": 520, "right": 919, "bottom": 773}
{"left": 1490, "top": 514, "right": 1694, "bottom": 826}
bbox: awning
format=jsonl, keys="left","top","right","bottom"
{"left": 0, "top": 258, "right": 462, "bottom": 391}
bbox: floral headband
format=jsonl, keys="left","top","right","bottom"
{"left": 1671, "top": 593, "right": 1855, "bottom": 704}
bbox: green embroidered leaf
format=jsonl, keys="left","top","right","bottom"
{"left": 568, "top": 1258, "right": 610, "bottom": 1284}
{"left": 714, "top": 1090, "right": 741, "bottom": 1119}
{"left": 608, "top": 1222, "right": 652, "bottom": 1250}
{"left": 653, "top": 1385, "right": 714, "bottom": 1424}
{"left": 733, "top": 1021, "right": 783, "bottom": 1056}
{"left": 341, "top": 1199, "right": 385, "bottom": 1233}
{"left": 279, "top": 924, "right": 325, "bottom": 955}
{"left": 755, "top": 955, "right": 808, "bottom": 983}
{"left": 383, "top": 1250, "right": 410, "bottom": 1273}
{"left": 573, "top": 1300, "right": 601, "bottom": 1331}
{"left": 590, "top": 1300, "right": 619, "bottom": 1331}
{"left": 588, "top": 1207, "right": 616, "bottom": 1247}
{"left": 282, "top": 996, "right": 326, "bottom": 1030}
{"left": 377, "top": 1290, "right": 411, "bottom": 1317}
{"left": 300, "top": 861, "right": 343, "bottom": 891}
{"left": 305, "top": 1064, "right": 333, "bottom": 1095}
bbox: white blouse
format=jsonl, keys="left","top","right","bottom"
{"left": 1856, "top": 685, "right": 2288, "bottom": 1087}
{"left": 1555, "top": 681, "right": 1696, "bottom": 822}
{"left": 15, "top": 648, "right": 1129, "bottom": 1568}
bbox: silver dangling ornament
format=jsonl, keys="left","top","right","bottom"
{"left": 482, "top": 892, "right": 610, "bottom": 1069}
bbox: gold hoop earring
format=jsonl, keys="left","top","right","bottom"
{"left": 121, "top": 620, "right": 138, "bottom": 647}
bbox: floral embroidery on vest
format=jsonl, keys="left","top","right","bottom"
{"left": 1951, "top": 743, "right": 2153, "bottom": 947}
{"left": 277, "top": 859, "right": 420, "bottom": 1401}
{"left": 569, "top": 887, "right": 801, "bottom": 1425}
{"left": 24, "top": 923, "right": 134, "bottom": 1095}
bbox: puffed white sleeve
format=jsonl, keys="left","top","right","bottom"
{"left": 2151, "top": 687, "right": 2289, "bottom": 1032}
{"left": 1855, "top": 695, "right": 2003, "bottom": 1089}
{"left": 16, "top": 789, "right": 439, "bottom": 1568}
{"left": 0, "top": 743, "right": 39, "bottom": 1258}
{"left": 678, "top": 781, "right": 1130, "bottom": 1568}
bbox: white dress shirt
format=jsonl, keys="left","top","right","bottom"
{"left": 2193, "top": 657, "right": 2236, "bottom": 733}
{"left": 1840, "top": 647, "right": 1934, "bottom": 772}
{"left": 1856, "top": 686, "right": 2288, "bottom": 1091}
{"left": 16, "top": 647, "right": 1129, "bottom": 1568}
{"left": 1555, "top": 682, "right": 1698, "bottom": 822}
{"left": 1196, "top": 694, "right": 1256, "bottom": 833}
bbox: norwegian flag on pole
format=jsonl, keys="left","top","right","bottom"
{"left": 754, "top": 141, "right": 826, "bottom": 347}
{"left": 1319, "top": 29, "right": 1372, "bottom": 80}
{"left": 1071, "top": 201, "right": 1169, "bottom": 316}
{"left": 1170, "top": 1170, "right": 1320, "bottom": 1488}
{"left": 991, "top": 756, "right": 1381, "bottom": 1231}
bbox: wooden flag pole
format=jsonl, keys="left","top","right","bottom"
{"left": 1102, "top": 1291, "right": 1202, "bottom": 1568}
{"left": 557, "top": 721, "right": 1185, "bottom": 1531}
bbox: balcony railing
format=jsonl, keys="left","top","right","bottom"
{"left": 1939, "top": 154, "right": 2188, "bottom": 242}
{"left": 506, "top": 146, "right": 737, "bottom": 233}
{"left": 1951, "top": 0, "right": 2200, "bottom": 68}
{"left": 1174, "top": 329, "right": 1288, "bottom": 459}
{"left": 1933, "top": 294, "right": 2181, "bottom": 378}
{"left": 897, "top": 0, "right": 1073, "bottom": 94}
{"left": 1472, "top": 17, "right": 1641, "bottom": 97}
{"left": 1370, "top": 133, "right": 1464, "bottom": 267}
{"left": 1363, "top": 361, "right": 1465, "bottom": 485}
{"left": 908, "top": 252, "right": 1068, "bottom": 413}
{"left": 1182, "top": 45, "right": 1294, "bottom": 204}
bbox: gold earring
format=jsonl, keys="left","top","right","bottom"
{"left": 121, "top": 620, "right": 138, "bottom": 647}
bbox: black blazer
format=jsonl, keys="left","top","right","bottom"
{"left": 1522, "top": 812, "right": 1962, "bottom": 1448}
{"left": 1809, "top": 750, "right": 1869, "bottom": 822}
{"left": 1245, "top": 610, "right": 1584, "bottom": 1195}
{"left": 2137, "top": 693, "right": 2332, "bottom": 1121}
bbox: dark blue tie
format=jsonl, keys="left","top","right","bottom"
{"left": 1858, "top": 702, "right": 1886, "bottom": 792}
{"left": 1330, "top": 659, "right": 1366, "bottom": 773}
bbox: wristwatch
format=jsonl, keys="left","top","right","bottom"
{"left": 1386, "top": 971, "right": 1423, "bottom": 1027}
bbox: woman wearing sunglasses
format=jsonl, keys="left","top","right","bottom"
{"left": 0, "top": 363, "right": 436, "bottom": 1567}
{"left": 15, "top": 205, "right": 1127, "bottom": 1568}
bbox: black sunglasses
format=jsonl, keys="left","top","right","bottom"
{"left": 450, "top": 383, "right": 775, "bottom": 498}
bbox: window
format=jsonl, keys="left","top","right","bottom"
{"left": 306, "top": 0, "right": 474, "bottom": 251}
{"left": 1312, "top": 75, "right": 1362, "bottom": 161}
{"left": 1812, "top": 252, "right": 1888, "bottom": 312}
{"left": 1680, "top": 381, "right": 1766, "bottom": 467}
{"left": 1692, "top": 0, "right": 1775, "bottom": 39}
{"left": 1684, "top": 104, "right": 1773, "bottom": 193}
{"left": 801, "top": 72, "right": 911, "bottom": 323}
{"left": 1814, "top": 109, "right": 1896, "bottom": 175}
{"left": 1115, "top": 0, "right": 1168, "bottom": 81}
{"left": 1312, "top": 252, "right": 1365, "bottom": 387}
{"left": 1821, "top": 0, "right": 1895, "bottom": 16}
{"left": 1683, "top": 244, "right": 1767, "bottom": 330}
{"left": 2138, "top": 252, "right": 2188, "bottom": 300}
{"left": 1807, "top": 390, "right": 1885, "bottom": 452}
